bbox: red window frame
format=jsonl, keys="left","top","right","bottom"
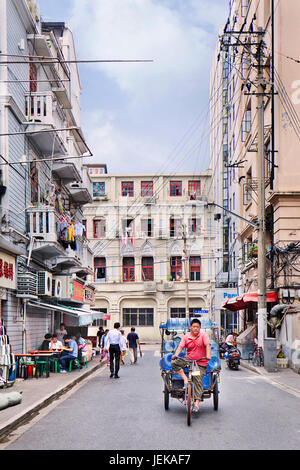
{"left": 188, "top": 180, "right": 201, "bottom": 197}
{"left": 170, "top": 256, "right": 182, "bottom": 281}
{"left": 122, "top": 181, "right": 134, "bottom": 197}
{"left": 170, "top": 181, "right": 182, "bottom": 196}
{"left": 141, "top": 181, "right": 153, "bottom": 197}
{"left": 189, "top": 256, "right": 201, "bottom": 281}
{"left": 93, "top": 219, "right": 106, "bottom": 238}
{"left": 94, "top": 257, "right": 106, "bottom": 282}
{"left": 123, "top": 257, "right": 135, "bottom": 282}
{"left": 142, "top": 257, "right": 154, "bottom": 281}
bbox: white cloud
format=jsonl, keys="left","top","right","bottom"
{"left": 69, "top": 0, "right": 228, "bottom": 172}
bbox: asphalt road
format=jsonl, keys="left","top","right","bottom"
{"left": 4, "top": 345, "right": 300, "bottom": 450}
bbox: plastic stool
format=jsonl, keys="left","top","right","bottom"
{"left": 22, "top": 361, "right": 35, "bottom": 379}
{"left": 35, "top": 360, "right": 48, "bottom": 378}
{"left": 69, "top": 358, "right": 81, "bottom": 371}
{"left": 49, "top": 358, "right": 60, "bottom": 373}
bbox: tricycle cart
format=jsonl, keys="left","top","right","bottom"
{"left": 159, "top": 317, "right": 221, "bottom": 426}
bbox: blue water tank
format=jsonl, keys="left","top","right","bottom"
{"left": 165, "top": 318, "right": 190, "bottom": 331}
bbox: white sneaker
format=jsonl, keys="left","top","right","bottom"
{"left": 60, "top": 369, "right": 67, "bottom": 373}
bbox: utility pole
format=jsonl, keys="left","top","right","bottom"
{"left": 182, "top": 224, "right": 189, "bottom": 319}
{"left": 256, "top": 28, "right": 267, "bottom": 348}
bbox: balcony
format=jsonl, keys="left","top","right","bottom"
{"left": 26, "top": 206, "right": 65, "bottom": 258}
{"left": 67, "top": 166, "right": 92, "bottom": 205}
{"left": 24, "top": 92, "right": 66, "bottom": 156}
{"left": 52, "top": 160, "right": 82, "bottom": 184}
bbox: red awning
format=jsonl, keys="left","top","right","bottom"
{"left": 222, "top": 291, "right": 278, "bottom": 311}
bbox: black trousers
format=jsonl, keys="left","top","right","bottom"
{"left": 109, "top": 344, "right": 121, "bottom": 375}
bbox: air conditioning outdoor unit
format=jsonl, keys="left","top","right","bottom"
{"left": 52, "top": 278, "right": 63, "bottom": 298}
{"left": 37, "top": 271, "right": 53, "bottom": 296}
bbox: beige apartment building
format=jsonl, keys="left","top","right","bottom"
{"left": 83, "top": 165, "right": 216, "bottom": 341}
{"left": 210, "top": 0, "right": 300, "bottom": 368}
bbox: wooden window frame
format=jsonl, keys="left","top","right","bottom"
{"left": 93, "top": 219, "right": 106, "bottom": 238}
{"left": 142, "top": 257, "right": 154, "bottom": 281}
{"left": 170, "top": 256, "right": 182, "bottom": 281}
{"left": 94, "top": 257, "right": 106, "bottom": 282}
{"left": 123, "top": 257, "right": 135, "bottom": 282}
{"left": 189, "top": 256, "right": 201, "bottom": 281}
{"left": 170, "top": 181, "right": 182, "bottom": 197}
{"left": 122, "top": 181, "right": 134, "bottom": 197}
{"left": 188, "top": 180, "right": 201, "bottom": 197}
{"left": 141, "top": 181, "right": 153, "bottom": 197}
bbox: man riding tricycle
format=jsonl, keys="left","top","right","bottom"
{"left": 160, "top": 316, "right": 221, "bottom": 426}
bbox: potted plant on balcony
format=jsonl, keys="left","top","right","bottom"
{"left": 248, "top": 244, "right": 258, "bottom": 258}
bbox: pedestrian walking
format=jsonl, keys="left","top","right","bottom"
{"left": 127, "top": 327, "right": 141, "bottom": 364}
{"left": 97, "top": 326, "right": 104, "bottom": 348}
{"left": 100, "top": 329, "right": 110, "bottom": 366}
{"left": 120, "top": 330, "right": 127, "bottom": 365}
{"left": 107, "top": 322, "right": 122, "bottom": 378}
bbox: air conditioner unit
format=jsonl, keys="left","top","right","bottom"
{"left": 52, "top": 278, "right": 63, "bottom": 298}
{"left": 37, "top": 271, "right": 53, "bottom": 296}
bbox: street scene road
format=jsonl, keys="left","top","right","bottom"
{"left": 4, "top": 345, "right": 300, "bottom": 451}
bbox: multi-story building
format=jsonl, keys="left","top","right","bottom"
{"left": 209, "top": 8, "right": 241, "bottom": 335}
{"left": 211, "top": 0, "right": 300, "bottom": 368}
{"left": 83, "top": 166, "right": 216, "bottom": 341}
{"left": 0, "top": 0, "right": 97, "bottom": 354}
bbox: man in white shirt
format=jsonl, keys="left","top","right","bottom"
{"left": 107, "top": 322, "right": 122, "bottom": 378}
{"left": 50, "top": 334, "right": 63, "bottom": 352}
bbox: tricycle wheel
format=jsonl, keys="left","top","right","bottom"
{"left": 186, "top": 383, "right": 192, "bottom": 426}
{"left": 213, "top": 375, "right": 219, "bottom": 411}
{"left": 164, "top": 383, "right": 169, "bottom": 410}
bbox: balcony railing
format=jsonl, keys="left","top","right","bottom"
{"left": 25, "top": 92, "right": 54, "bottom": 125}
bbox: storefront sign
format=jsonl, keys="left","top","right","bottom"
{"left": 0, "top": 252, "right": 16, "bottom": 290}
{"left": 84, "top": 286, "right": 95, "bottom": 305}
{"left": 71, "top": 279, "right": 84, "bottom": 302}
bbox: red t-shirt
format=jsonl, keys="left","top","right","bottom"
{"left": 179, "top": 331, "right": 210, "bottom": 367}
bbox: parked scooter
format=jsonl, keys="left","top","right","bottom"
{"left": 224, "top": 347, "right": 241, "bottom": 370}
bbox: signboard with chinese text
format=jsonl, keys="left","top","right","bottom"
{"left": 71, "top": 279, "right": 84, "bottom": 302}
{"left": 0, "top": 251, "right": 16, "bottom": 290}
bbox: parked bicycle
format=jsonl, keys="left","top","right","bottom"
{"left": 248, "top": 343, "right": 264, "bottom": 367}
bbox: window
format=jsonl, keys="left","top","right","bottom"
{"left": 242, "top": 102, "right": 252, "bottom": 140}
{"left": 93, "top": 219, "right": 106, "bottom": 238}
{"left": 171, "top": 308, "right": 203, "bottom": 319}
{"left": 123, "top": 257, "right": 135, "bottom": 282}
{"left": 123, "top": 308, "right": 154, "bottom": 327}
{"left": 122, "top": 181, "right": 134, "bottom": 197}
{"left": 30, "top": 161, "right": 39, "bottom": 204}
{"left": 142, "top": 257, "right": 154, "bottom": 281}
{"left": 170, "top": 181, "right": 182, "bottom": 196}
{"left": 170, "top": 218, "right": 182, "bottom": 237}
{"left": 141, "top": 219, "right": 153, "bottom": 237}
{"left": 190, "top": 256, "right": 201, "bottom": 281}
{"left": 94, "top": 257, "right": 106, "bottom": 282}
{"left": 141, "top": 181, "right": 153, "bottom": 196}
{"left": 93, "top": 182, "right": 105, "bottom": 197}
{"left": 122, "top": 219, "right": 134, "bottom": 237}
{"left": 170, "top": 256, "right": 182, "bottom": 281}
{"left": 189, "top": 218, "right": 201, "bottom": 235}
{"left": 188, "top": 180, "right": 201, "bottom": 198}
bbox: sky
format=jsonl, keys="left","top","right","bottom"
{"left": 38, "top": 0, "right": 228, "bottom": 174}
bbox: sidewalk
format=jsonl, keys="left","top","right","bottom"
{"left": 0, "top": 357, "right": 105, "bottom": 440}
{"left": 240, "top": 359, "right": 300, "bottom": 396}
